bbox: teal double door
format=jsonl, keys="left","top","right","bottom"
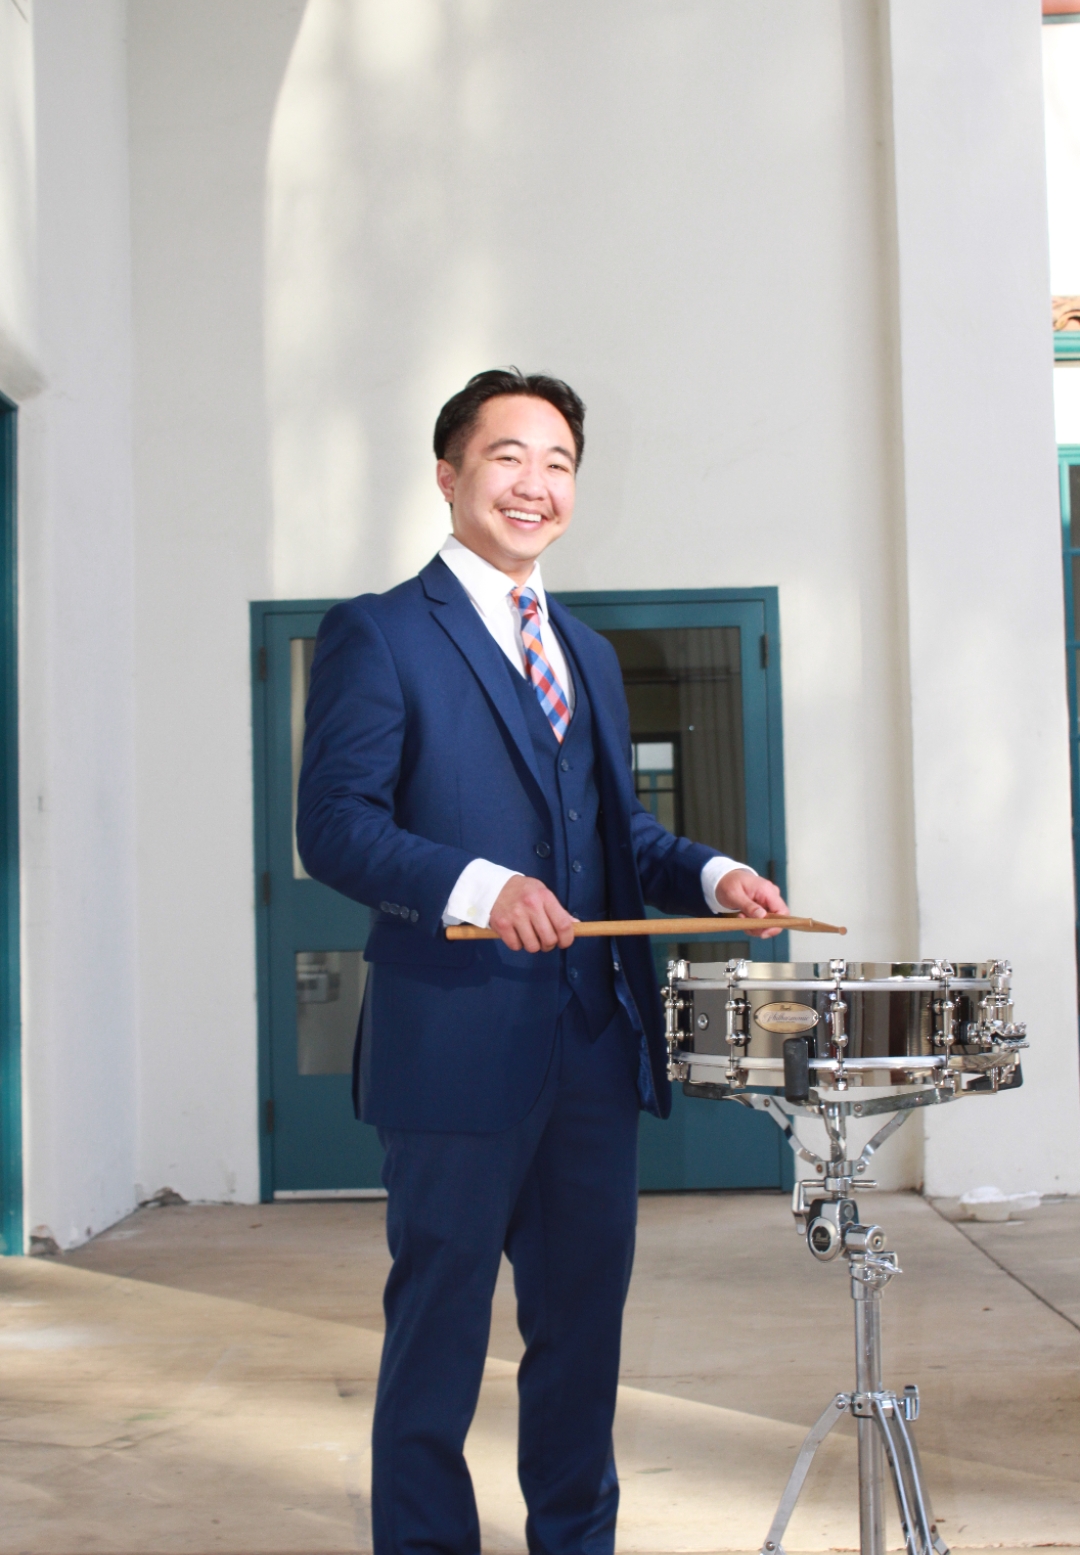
{"left": 252, "top": 590, "right": 790, "bottom": 1200}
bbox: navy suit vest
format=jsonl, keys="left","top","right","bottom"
{"left": 504, "top": 641, "right": 619, "bottom": 1039}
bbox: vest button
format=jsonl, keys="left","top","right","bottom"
{"left": 535, "top": 841, "right": 552, "bottom": 858}
{"left": 568, "top": 809, "right": 579, "bottom": 821}
{"left": 568, "top": 967, "right": 579, "bottom": 981}
{"left": 571, "top": 860, "right": 582, "bottom": 873}
{"left": 560, "top": 758, "right": 570, "bottom": 772}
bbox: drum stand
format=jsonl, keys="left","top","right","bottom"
{"left": 740, "top": 1094, "right": 950, "bottom": 1555}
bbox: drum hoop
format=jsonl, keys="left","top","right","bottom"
{"left": 676, "top": 977, "right": 992, "bottom": 993}
{"left": 682, "top": 1052, "right": 948, "bottom": 1074}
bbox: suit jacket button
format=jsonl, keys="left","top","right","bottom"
{"left": 567, "top": 809, "right": 579, "bottom": 821}
{"left": 613, "top": 959, "right": 621, "bottom": 972}
{"left": 568, "top": 967, "right": 579, "bottom": 981}
{"left": 380, "top": 901, "right": 391, "bottom": 913}
{"left": 410, "top": 910, "right": 419, "bottom": 923}
{"left": 535, "top": 841, "right": 551, "bottom": 858}
{"left": 560, "top": 758, "right": 570, "bottom": 772}
{"left": 571, "top": 860, "right": 582, "bottom": 873}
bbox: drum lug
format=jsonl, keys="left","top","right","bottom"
{"left": 721, "top": 960, "right": 751, "bottom": 1083}
{"left": 930, "top": 958, "right": 956, "bottom": 1053}
{"left": 965, "top": 960, "right": 1024, "bottom": 1052}
{"left": 725, "top": 994, "right": 749, "bottom": 1043}
{"left": 664, "top": 961, "right": 691, "bottom": 1081}
{"left": 825, "top": 959, "right": 849, "bottom": 1084}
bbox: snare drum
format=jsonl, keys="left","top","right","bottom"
{"left": 666, "top": 959, "right": 1027, "bottom": 1099}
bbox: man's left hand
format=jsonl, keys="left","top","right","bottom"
{"left": 716, "top": 869, "right": 788, "bottom": 939}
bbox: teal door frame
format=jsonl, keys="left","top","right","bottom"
{"left": 252, "top": 585, "right": 789, "bottom": 1197}
{"left": 252, "top": 599, "right": 342, "bottom": 1201}
{"left": 0, "top": 395, "right": 21, "bottom": 1253}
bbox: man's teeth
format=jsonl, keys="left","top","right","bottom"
{"left": 503, "top": 510, "right": 543, "bottom": 524}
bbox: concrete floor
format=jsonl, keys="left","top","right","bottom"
{"left": 0, "top": 1192, "right": 1076, "bottom": 1553}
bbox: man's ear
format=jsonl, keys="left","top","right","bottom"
{"left": 435, "top": 458, "right": 456, "bottom": 505}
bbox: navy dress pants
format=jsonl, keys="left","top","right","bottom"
{"left": 372, "top": 1000, "right": 641, "bottom": 1555}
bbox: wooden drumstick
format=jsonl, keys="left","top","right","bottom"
{"left": 445, "top": 915, "right": 846, "bottom": 941}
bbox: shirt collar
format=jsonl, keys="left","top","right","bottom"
{"left": 439, "top": 534, "right": 549, "bottom": 618}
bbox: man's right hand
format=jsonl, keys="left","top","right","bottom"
{"left": 489, "top": 876, "right": 576, "bottom": 953}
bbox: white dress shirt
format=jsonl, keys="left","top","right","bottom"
{"left": 437, "top": 535, "right": 753, "bottom": 926}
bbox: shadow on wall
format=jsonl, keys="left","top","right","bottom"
{"left": 266, "top": 0, "right": 481, "bottom": 601}
{"left": 263, "top": 0, "right": 846, "bottom": 602}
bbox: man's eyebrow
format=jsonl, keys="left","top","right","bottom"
{"left": 482, "top": 437, "right": 575, "bottom": 463}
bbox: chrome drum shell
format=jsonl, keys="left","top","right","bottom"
{"left": 670, "top": 960, "right": 1025, "bottom": 1095}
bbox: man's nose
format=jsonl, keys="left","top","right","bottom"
{"left": 513, "top": 463, "right": 545, "bottom": 498}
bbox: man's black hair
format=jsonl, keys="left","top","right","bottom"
{"left": 433, "top": 368, "right": 585, "bottom": 470}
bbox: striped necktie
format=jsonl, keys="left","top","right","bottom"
{"left": 510, "top": 585, "right": 571, "bottom": 743}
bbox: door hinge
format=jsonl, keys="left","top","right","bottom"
{"left": 760, "top": 632, "right": 769, "bottom": 668}
{"left": 261, "top": 870, "right": 271, "bottom": 906}
{"left": 265, "top": 1098, "right": 275, "bottom": 1135}
{"left": 257, "top": 646, "right": 268, "bottom": 681}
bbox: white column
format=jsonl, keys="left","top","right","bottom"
{"left": 887, "top": 0, "right": 1080, "bottom": 1196}
{"left": 21, "top": 0, "right": 140, "bottom": 1246}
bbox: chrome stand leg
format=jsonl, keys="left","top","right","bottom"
{"left": 854, "top": 1278, "right": 886, "bottom": 1553}
{"left": 759, "top": 1241, "right": 950, "bottom": 1555}
{"left": 884, "top": 1407, "right": 950, "bottom": 1555}
{"left": 759, "top": 1395, "right": 850, "bottom": 1555}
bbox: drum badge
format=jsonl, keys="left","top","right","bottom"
{"left": 754, "top": 1001, "right": 819, "bottom": 1033}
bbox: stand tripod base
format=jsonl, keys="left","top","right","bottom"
{"left": 758, "top": 1388, "right": 949, "bottom": 1555}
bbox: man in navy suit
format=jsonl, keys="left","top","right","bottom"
{"left": 297, "top": 369, "right": 787, "bottom": 1555}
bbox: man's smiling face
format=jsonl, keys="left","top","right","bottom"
{"left": 436, "top": 394, "right": 577, "bottom": 583}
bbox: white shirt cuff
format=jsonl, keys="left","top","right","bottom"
{"left": 701, "top": 856, "right": 756, "bottom": 913}
{"left": 443, "top": 859, "right": 523, "bottom": 928}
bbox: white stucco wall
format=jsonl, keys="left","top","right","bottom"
{"left": 2, "top": 0, "right": 1073, "bottom": 1234}
{"left": 1045, "top": 16, "right": 1080, "bottom": 296}
{"left": 127, "top": 0, "right": 306, "bottom": 1205}
{"left": 1046, "top": 20, "right": 1080, "bottom": 444}
{"left": 890, "top": 0, "right": 1080, "bottom": 1197}
{"left": 123, "top": 0, "right": 1079, "bottom": 1205}
{"left": 18, "top": 0, "right": 139, "bottom": 1247}
{"left": 265, "top": 0, "right": 921, "bottom": 1184}
{"left": 267, "top": 0, "right": 918, "bottom": 942}
{"left": 0, "top": 0, "right": 40, "bottom": 400}
{"left": 122, "top": 0, "right": 912, "bottom": 1200}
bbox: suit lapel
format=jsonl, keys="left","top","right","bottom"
{"left": 421, "top": 556, "right": 547, "bottom": 800}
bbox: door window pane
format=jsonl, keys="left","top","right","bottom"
{"left": 601, "top": 626, "right": 746, "bottom": 860}
{"left": 290, "top": 638, "right": 316, "bottom": 878}
{"left": 295, "top": 951, "right": 366, "bottom": 1075}
{"left": 632, "top": 739, "right": 678, "bottom": 832}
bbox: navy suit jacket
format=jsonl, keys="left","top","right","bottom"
{"left": 296, "top": 555, "right": 718, "bottom": 1133}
